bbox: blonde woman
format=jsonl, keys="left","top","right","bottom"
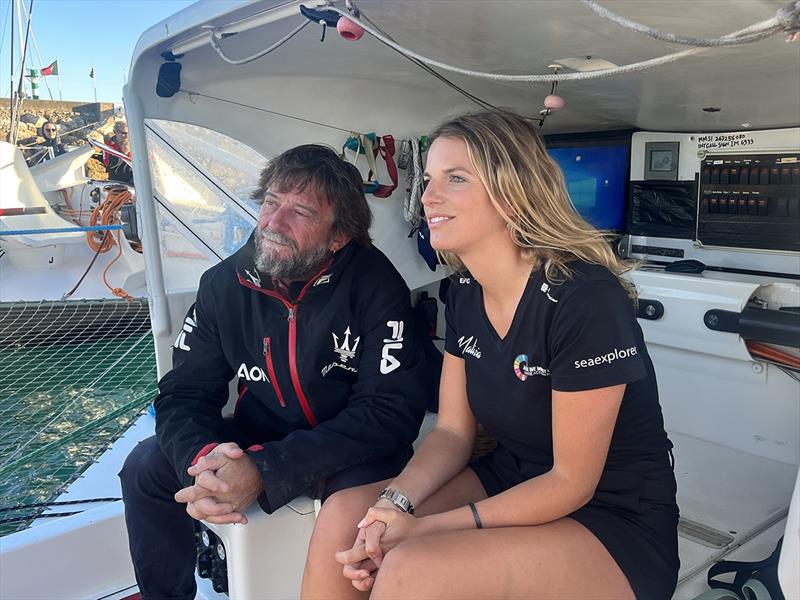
{"left": 302, "top": 110, "right": 679, "bottom": 600}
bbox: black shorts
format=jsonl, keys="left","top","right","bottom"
{"left": 470, "top": 446, "right": 679, "bottom": 600}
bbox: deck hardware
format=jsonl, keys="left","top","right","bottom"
{"left": 637, "top": 299, "right": 664, "bottom": 321}
{"left": 678, "top": 516, "right": 735, "bottom": 548}
{"left": 196, "top": 524, "right": 229, "bottom": 593}
{"left": 704, "top": 307, "right": 800, "bottom": 348}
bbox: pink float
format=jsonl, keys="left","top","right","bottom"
{"left": 337, "top": 17, "right": 364, "bottom": 41}
{"left": 544, "top": 94, "right": 566, "bottom": 111}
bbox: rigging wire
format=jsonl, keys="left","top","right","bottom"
{"left": 18, "top": 0, "right": 53, "bottom": 100}
{"left": 584, "top": 0, "right": 800, "bottom": 46}
{"left": 206, "top": 7, "right": 496, "bottom": 110}
{"left": 356, "top": 11, "right": 496, "bottom": 111}
{"left": 0, "top": 0, "right": 12, "bottom": 78}
{"left": 204, "top": 19, "right": 310, "bottom": 65}
{"left": 10, "top": 0, "right": 34, "bottom": 144}
{"left": 325, "top": 2, "right": 798, "bottom": 83}
{"left": 18, "top": 118, "right": 103, "bottom": 146}
{"left": 181, "top": 89, "right": 360, "bottom": 135}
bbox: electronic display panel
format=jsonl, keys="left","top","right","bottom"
{"left": 547, "top": 143, "right": 630, "bottom": 231}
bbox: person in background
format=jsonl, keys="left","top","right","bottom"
{"left": 40, "top": 120, "right": 67, "bottom": 158}
{"left": 119, "top": 144, "right": 432, "bottom": 600}
{"left": 304, "top": 110, "right": 679, "bottom": 600}
{"left": 104, "top": 120, "right": 133, "bottom": 184}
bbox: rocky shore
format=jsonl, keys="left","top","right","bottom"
{"left": 0, "top": 99, "right": 118, "bottom": 146}
{"left": 1, "top": 99, "right": 120, "bottom": 178}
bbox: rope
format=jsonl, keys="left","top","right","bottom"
{"left": 0, "top": 511, "right": 82, "bottom": 525}
{"left": 62, "top": 234, "right": 107, "bottom": 300}
{"left": 87, "top": 187, "right": 131, "bottom": 253}
{"left": 204, "top": 19, "right": 310, "bottom": 65}
{"left": 584, "top": 0, "right": 800, "bottom": 47}
{"left": 0, "top": 497, "right": 121, "bottom": 513}
{"left": 57, "top": 187, "right": 93, "bottom": 223}
{"left": 103, "top": 229, "right": 134, "bottom": 301}
{"left": 403, "top": 138, "right": 423, "bottom": 224}
{"left": 325, "top": 3, "right": 796, "bottom": 83}
{"left": 83, "top": 187, "right": 135, "bottom": 299}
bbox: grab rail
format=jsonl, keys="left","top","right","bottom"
{"left": 705, "top": 307, "right": 800, "bottom": 349}
{"left": 0, "top": 225, "right": 123, "bottom": 236}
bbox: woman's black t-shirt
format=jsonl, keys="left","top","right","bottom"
{"left": 445, "top": 262, "right": 674, "bottom": 490}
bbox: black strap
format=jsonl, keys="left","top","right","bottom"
{"left": 468, "top": 502, "right": 483, "bottom": 529}
{"left": 707, "top": 538, "right": 784, "bottom": 600}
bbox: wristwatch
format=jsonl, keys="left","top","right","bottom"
{"left": 378, "top": 487, "right": 415, "bottom": 515}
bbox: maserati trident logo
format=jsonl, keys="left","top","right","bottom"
{"left": 332, "top": 327, "right": 360, "bottom": 363}
{"left": 314, "top": 274, "right": 332, "bottom": 287}
{"left": 244, "top": 268, "right": 261, "bottom": 287}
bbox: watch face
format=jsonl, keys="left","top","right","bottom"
{"left": 650, "top": 150, "right": 675, "bottom": 172}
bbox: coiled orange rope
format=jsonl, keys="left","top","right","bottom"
{"left": 89, "top": 188, "right": 134, "bottom": 301}
{"left": 87, "top": 188, "right": 131, "bottom": 253}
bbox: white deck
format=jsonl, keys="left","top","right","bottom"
{"left": 671, "top": 431, "right": 797, "bottom": 590}
{"left": 0, "top": 240, "right": 147, "bottom": 303}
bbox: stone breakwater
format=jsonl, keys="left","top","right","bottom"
{"left": 0, "top": 99, "right": 117, "bottom": 147}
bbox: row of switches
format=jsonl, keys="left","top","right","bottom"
{"left": 701, "top": 165, "right": 800, "bottom": 185}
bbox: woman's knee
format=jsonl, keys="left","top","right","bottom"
{"left": 311, "top": 486, "right": 372, "bottom": 546}
{"left": 371, "top": 540, "right": 427, "bottom": 599}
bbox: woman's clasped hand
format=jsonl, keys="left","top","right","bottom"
{"left": 336, "top": 506, "right": 418, "bottom": 591}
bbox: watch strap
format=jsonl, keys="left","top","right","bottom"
{"left": 378, "top": 487, "right": 415, "bottom": 515}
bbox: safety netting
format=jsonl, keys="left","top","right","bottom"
{"left": 0, "top": 299, "right": 157, "bottom": 536}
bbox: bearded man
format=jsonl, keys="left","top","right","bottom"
{"left": 119, "top": 145, "right": 431, "bottom": 600}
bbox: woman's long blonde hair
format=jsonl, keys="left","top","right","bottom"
{"left": 429, "top": 110, "right": 636, "bottom": 297}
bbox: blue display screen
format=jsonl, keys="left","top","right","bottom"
{"left": 547, "top": 144, "right": 629, "bottom": 230}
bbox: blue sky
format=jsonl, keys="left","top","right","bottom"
{"left": 0, "top": 0, "right": 196, "bottom": 104}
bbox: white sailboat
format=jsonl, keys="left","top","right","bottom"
{"left": 1, "top": 1, "right": 798, "bottom": 598}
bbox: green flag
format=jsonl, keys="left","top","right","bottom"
{"left": 41, "top": 60, "right": 59, "bottom": 77}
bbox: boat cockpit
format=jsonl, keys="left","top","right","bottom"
{"left": 1, "top": 1, "right": 798, "bottom": 599}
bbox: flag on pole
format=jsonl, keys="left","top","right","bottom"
{"left": 41, "top": 60, "right": 58, "bottom": 77}
{"left": 90, "top": 65, "right": 97, "bottom": 102}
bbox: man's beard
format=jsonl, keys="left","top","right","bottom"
{"left": 255, "top": 230, "right": 331, "bottom": 282}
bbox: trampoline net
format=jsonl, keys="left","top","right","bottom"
{"left": 0, "top": 299, "right": 157, "bottom": 536}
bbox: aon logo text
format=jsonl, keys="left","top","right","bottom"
{"left": 237, "top": 363, "right": 269, "bottom": 382}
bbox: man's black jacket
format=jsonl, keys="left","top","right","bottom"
{"left": 155, "top": 233, "right": 430, "bottom": 512}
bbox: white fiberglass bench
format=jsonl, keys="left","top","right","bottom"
{"left": 199, "top": 412, "right": 437, "bottom": 599}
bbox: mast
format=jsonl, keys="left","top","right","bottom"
{"left": 9, "top": 0, "right": 15, "bottom": 135}
{"left": 12, "top": 0, "right": 34, "bottom": 144}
